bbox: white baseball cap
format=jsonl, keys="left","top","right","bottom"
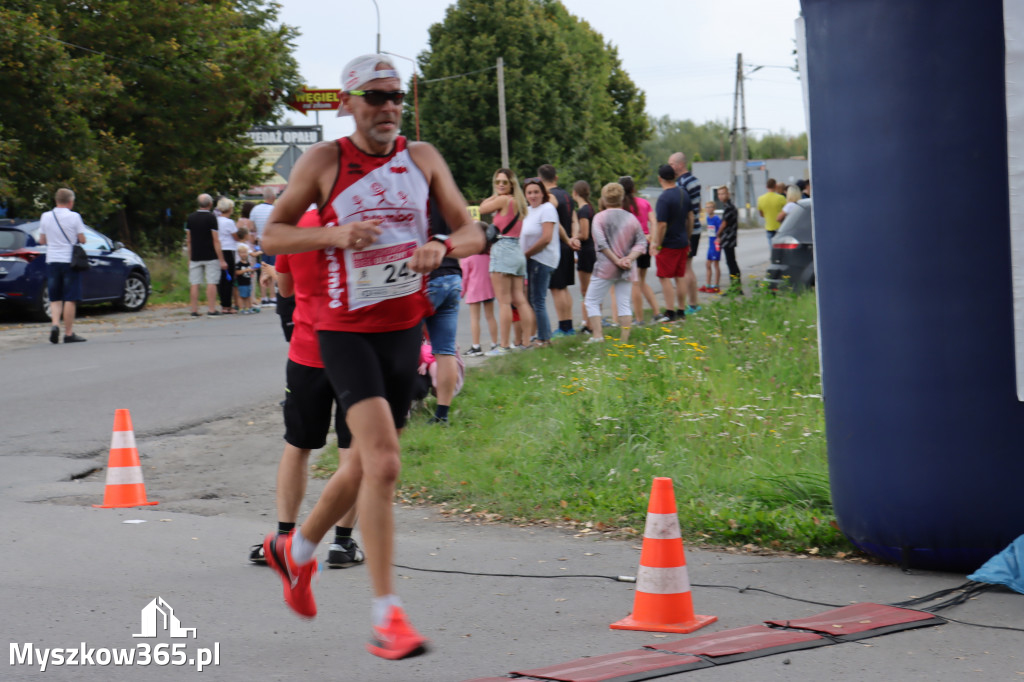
{"left": 338, "top": 54, "right": 400, "bottom": 117}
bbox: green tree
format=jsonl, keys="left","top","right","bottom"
{"left": 413, "top": 0, "right": 650, "bottom": 201}
{"left": 640, "top": 117, "right": 808, "bottom": 186}
{"left": 0, "top": 4, "right": 139, "bottom": 221}
{"left": 749, "top": 131, "right": 808, "bottom": 160}
{"left": 0, "top": 0, "right": 301, "bottom": 247}
{"left": 640, "top": 116, "right": 732, "bottom": 184}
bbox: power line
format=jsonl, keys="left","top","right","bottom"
{"left": 747, "top": 63, "right": 799, "bottom": 72}
{"left": 41, "top": 34, "right": 150, "bottom": 69}
{"left": 419, "top": 65, "right": 497, "bottom": 85}
{"left": 747, "top": 77, "right": 803, "bottom": 85}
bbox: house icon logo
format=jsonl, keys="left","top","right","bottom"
{"left": 132, "top": 597, "right": 197, "bottom": 639}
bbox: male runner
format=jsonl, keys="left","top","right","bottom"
{"left": 248, "top": 207, "right": 363, "bottom": 570}
{"left": 260, "top": 54, "right": 484, "bottom": 660}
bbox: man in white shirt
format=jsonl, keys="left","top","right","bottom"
{"left": 249, "top": 187, "right": 276, "bottom": 241}
{"left": 250, "top": 187, "right": 277, "bottom": 303}
{"left": 38, "top": 188, "right": 88, "bottom": 344}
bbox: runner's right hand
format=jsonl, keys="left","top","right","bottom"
{"left": 341, "top": 219, "right": 383, "bottom": 250}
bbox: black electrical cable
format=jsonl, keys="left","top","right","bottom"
{"left": 891, "top": 581, "right": 999, "bottom": 613}
{"left": 891, "top": 581, "right": 978, "bottom": 608}
{"left": 393, "top": 564, "right": 626, "bottom": 582}
{"left": 919, "top": 583, "right": 995, "bottom": 613}
{"left": 692, "top": 583, "right": 844, "bottom": 609}
{"left": 392, "top": 564, "right": 1019, "bottom": 632}
{"left": 933, "top": 615, "right": 1024, "bottom": 634}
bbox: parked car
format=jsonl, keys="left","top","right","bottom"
{"left": 764, "top": 198, "right": 814, "bottom": 291}
{"left": 0, "top": 218, "right": 151, "bottom": 320}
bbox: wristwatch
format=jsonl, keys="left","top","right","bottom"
{"left": 430, "top": 233, "right": 454, "bottom": 255}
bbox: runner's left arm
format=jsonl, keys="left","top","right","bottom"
{"left": 409, "top": 142, "right": 484, "bottom": 271}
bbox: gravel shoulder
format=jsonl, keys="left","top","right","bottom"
{"left": 0, "top": 302, "right": 235, "bottom": 352}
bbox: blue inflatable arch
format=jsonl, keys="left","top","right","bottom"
{"left": 802, "top": 0, "right": 1024, "bottom": 571}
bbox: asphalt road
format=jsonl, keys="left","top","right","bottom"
{"left": 0, "top": 232, "right": 772, "bottom": 460}
{"left": 2, "top": 237, "right": 1020, "bottom": 681}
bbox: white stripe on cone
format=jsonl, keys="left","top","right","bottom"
{"left": 636, "top": 564, "right": 692, "bottom": 595}
{"left": 106, "top": 467, "right": 145, "bottom": 486}
{"left": 110, "top": 431, "right": 137, "bottom": 450}
{"left": 644, "top": 512, "right": 683, "bottom": 539}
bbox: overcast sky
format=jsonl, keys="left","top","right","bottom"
{"left": 275, "top": 0, "right": 806, "bottom": 141}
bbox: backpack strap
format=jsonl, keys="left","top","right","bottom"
{"left": 500, "top": 198, "right": 519, "bottom": 235}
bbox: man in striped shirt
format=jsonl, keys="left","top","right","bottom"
{"left": 669, "top": 153, "right": 703, "bottom": 313}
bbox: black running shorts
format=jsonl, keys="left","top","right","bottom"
{"left": 576, "top": 243, "right": 596, "bottom": 273}
{"left": 317, "top": 323, "right": 422, "bottom": 430}
{"left": 283, "top": 360, "right": 352, "bottom": 450}
{"left": 689, "top": 232, "right": 701, "bottom": 259}
{"left": 636, "top": 243, "right": 652, "bottom": 270}
{"left": 548, "top": 241, "right": 576, "bottom": 289}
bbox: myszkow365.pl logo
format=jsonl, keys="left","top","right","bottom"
{"left": 10, "top": 597, "right": 220, "bottom": 673}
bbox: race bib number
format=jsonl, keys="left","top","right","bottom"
{"left": 348, "top": 241, "right": 422, "bottom": 308}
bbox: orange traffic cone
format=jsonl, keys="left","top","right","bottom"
{"left": 611, "top": 477, "right": 716, "bottom": 633}
{"left": 93, "top": 409, "right": 158, "bottom": 509}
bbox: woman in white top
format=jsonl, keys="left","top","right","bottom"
{"left": 520, "top": 177, "right": 559, "bottom": 346}
{"left": 775, "top": 185, "right": 803, "bottom": 225}
{"left": 216, "top": 197, "right": 239, "bottom": 313}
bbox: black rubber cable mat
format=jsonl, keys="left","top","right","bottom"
{"left": 461, "top": 603, "right": 945, "bottom": 682}
{"left": 762, "top": 602, "right": 946, "bottom": 641}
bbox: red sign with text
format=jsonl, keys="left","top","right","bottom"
{"left": 286, "top": 87, "right": 342, "bottom": 114}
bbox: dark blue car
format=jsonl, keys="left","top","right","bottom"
{"left": 0, "top": 218, "right": 150, "bottom": 320}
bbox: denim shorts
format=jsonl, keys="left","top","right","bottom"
{"left": 238, "top": 284, "right": 252, "bottom": 298}
{"left": 425, "top": 273, "right": 462, "bottom": 355}
{"left": 47, "top": 262, "right": 82, "bottom": 302}
{"left": 489, "top": 237, "right": 527, "bottom": 277}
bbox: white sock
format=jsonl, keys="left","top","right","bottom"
{"left": 372, "top": 594, "right": 403, "bottom": 627}
{"left": 289, "top": 529, "right": 317, "bottom": 565}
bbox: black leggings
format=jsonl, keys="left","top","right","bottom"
{"left": 723, "top": 247, "right": 740, "bottom": 283}
{"left": 218, "top": 250, "right": 236, "bottom": 309}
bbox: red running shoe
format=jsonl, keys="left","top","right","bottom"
{"left": 264, "top": 532, "right": 318, "bottom": 618}
{"left": 698, "top": 285, "right": 709, "bottom": 293}
{"left": 367, "top": 606, "right": 429, "bottom": 660}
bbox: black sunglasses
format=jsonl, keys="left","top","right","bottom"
{"left": 348, "top": 89, "right": 406, "bottom": 106}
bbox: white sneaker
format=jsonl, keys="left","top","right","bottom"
{"left": 586, "top": 336, "right": 605, "bottom": 344}
{"left": 485, "top": 346, "right": 511, "bottom": 356}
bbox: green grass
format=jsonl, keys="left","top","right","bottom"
{"left": 316, "top": 287, "right": 852, "bottom": 556}
{"left": 143, "top": 249, "right": 192, "bottom": 306}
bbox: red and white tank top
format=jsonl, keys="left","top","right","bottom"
{"left": 316, "top": 136, "right": 431, "bottom": 332}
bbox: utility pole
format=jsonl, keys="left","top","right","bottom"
{"left": 497, "top": 57, "right": 509, "bottom": 169}
{"left": 739, "top": 53, "right": 752, "bottom": 215}
{"left": 729, "top": 53, "right": 753, "bottom": 215}
{"left": 729, "top": 53, "right": 741, "bottom": 201}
